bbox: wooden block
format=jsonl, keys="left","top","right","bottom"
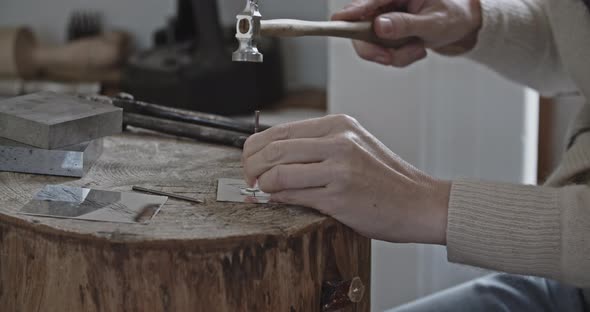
{"left": 0, "top": 91, "right": 122, "bottom": 148}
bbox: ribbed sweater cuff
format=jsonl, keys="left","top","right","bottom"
{"left": 447, "top": 180, "right": 561, "bottom": 278}
{"left": 464, "top": 0, "right": 505, "bottom": 62}
{"left": 464, "top": 0, "right": 548, "bottom": 72}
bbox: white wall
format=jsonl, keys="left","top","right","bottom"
{"left": 0, "top": 0, "right": 327, "bottom": 90}
{"left": 327, "top": 1, "right": 539, "bottom": 311}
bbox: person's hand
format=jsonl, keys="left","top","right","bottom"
{"left": 332, "top": 0, "right": 482, "bottom": 67}
{"left": 242, "top": 115, "right": 451, "bottom": 244}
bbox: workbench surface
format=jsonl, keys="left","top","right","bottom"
{"left": 0, "top": 130, "right": 328, "bottom": 244}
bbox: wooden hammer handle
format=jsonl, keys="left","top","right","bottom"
{"left": 260, "top": 19, "right": 414, "bottom": 49}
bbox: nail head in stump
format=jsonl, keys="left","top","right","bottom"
{"left": 0, "top": 92, "right": 122, "bottom": 149}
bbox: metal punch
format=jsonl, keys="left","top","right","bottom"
{"left": 242, "top": 110, "right": 262, "bottom": 196}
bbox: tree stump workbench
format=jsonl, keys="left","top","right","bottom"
{"left": 0, "top": 131, "right": 371, "bottom": 312}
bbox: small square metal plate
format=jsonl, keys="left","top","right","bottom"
{"left": 19, "top": 185, "right": 167, "bottom": 223}
{"left": 216, "top": 178, "right": 270, "bottom": 204}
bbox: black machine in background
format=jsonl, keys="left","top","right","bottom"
{"left": 122, "top": 0, "right": 285, "bottom": 116}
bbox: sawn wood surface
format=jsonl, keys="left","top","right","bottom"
{"left": 0, "top": 130, "right": 371, "bottom": 311}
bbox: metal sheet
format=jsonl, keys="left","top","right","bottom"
{"left": 19, "top": 185, "right": 167, "bottom": 224}
{"left": 0, "top": 138, "right": 103, "bottom": 177}
{"left": 216, "top": 178, "right": 270, "bottom": 204}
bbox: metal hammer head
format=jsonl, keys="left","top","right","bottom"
{"left": 232, "top": 0, "right": 263, "bottom": 63}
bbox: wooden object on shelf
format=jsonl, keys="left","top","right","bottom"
{"left": 0, "top": 131, "right": 370, "bottom": 311}
{"left": 0, "top": 27, "right": 128, "bottom": 83}
{"left": 0, "top": 27, "right": 37, "bottom": 79}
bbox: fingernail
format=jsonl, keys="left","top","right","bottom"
{"left": 378, "top": 17, "right": 393, "bottom": 36}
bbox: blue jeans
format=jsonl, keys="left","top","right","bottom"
{"left": 387, "top": 274, "right": 588, "bottom": 312}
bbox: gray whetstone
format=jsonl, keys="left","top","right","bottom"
{"left": 0, "top": 92, "right": 122, "bottom": 149}
{"left": 0, "top": 138, "right": 103, "bottom": 177}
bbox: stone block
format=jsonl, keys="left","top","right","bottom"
{"left": 0, "top": 138, "right": 102, "bottom": 177}
{"left": 0, "top": 92, "right": 122, "bottom": 148}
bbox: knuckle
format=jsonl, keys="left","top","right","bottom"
{"left": 391, "top": 15, "right": 410, "bottom": 38}
{"left": 355, "top": 5, "right": 371, "bottom": 19}
{"left": 259, "top": 166, "right": 288, "bottom": 193}
{"left": 262, "top": 141, "right": 283, "bottom": 163}
{"left": 332, "top": 164, "right": 355, "bottom": 188}
{"left": 273, "top": 124, "right": 291, "bottom": 140}
{"left": 330, "top": 172, "right": 351, "bottom": 194}
{"left": 338, "top": 113, "right": 356, "bottom": 124}
{"left": 272, "top": 165, "right": 287, "bottom": 189}
{"left": 347, "top": 115, "right": 360, "bottom": 128}
{"left": 334, "top": 132, "right": 359, "bottom": 153}
{"left": 331, "top": 114, "right": 359, "bottom": 128}
{"left": 332, "top": 134, "right": 347, "bottom": 150}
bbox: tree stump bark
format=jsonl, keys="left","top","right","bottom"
{"left": 0, "top": 131, "right": 371, "bottom": 311}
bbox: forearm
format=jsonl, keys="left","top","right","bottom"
{"left": 447, "top": 180, "right": 590, "bottom": 287}
{"left": 462, "top": 0, "right": 576, "bottom": 96}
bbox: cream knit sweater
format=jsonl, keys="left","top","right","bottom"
{"left": 448, "top": 0, "right": 590, "bottom": 288}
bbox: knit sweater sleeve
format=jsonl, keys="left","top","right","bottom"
{"left": 464, "top": 0, "right": 576, "bottom": 96}
{"left": 447, "top": 180, "right": 590, "bottom": 287}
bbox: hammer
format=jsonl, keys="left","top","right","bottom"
{"left": 232, "top": 0, "right": 414, "bottom": 63}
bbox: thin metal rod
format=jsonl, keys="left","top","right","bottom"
{"left": 132, "top": 186, "right": 204, "bottom": 204}
{"left": 123, "top": 113, "right": 248, "bottom": 149}
{"left": 114, "top": 98, "right": 269, "bottom": 135}
{"left": 254, "top": 110, "right": 260, "bottom": 134}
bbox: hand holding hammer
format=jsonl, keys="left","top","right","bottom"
{"left": 232, "top": 0, "right": 415, "bottom": 63}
